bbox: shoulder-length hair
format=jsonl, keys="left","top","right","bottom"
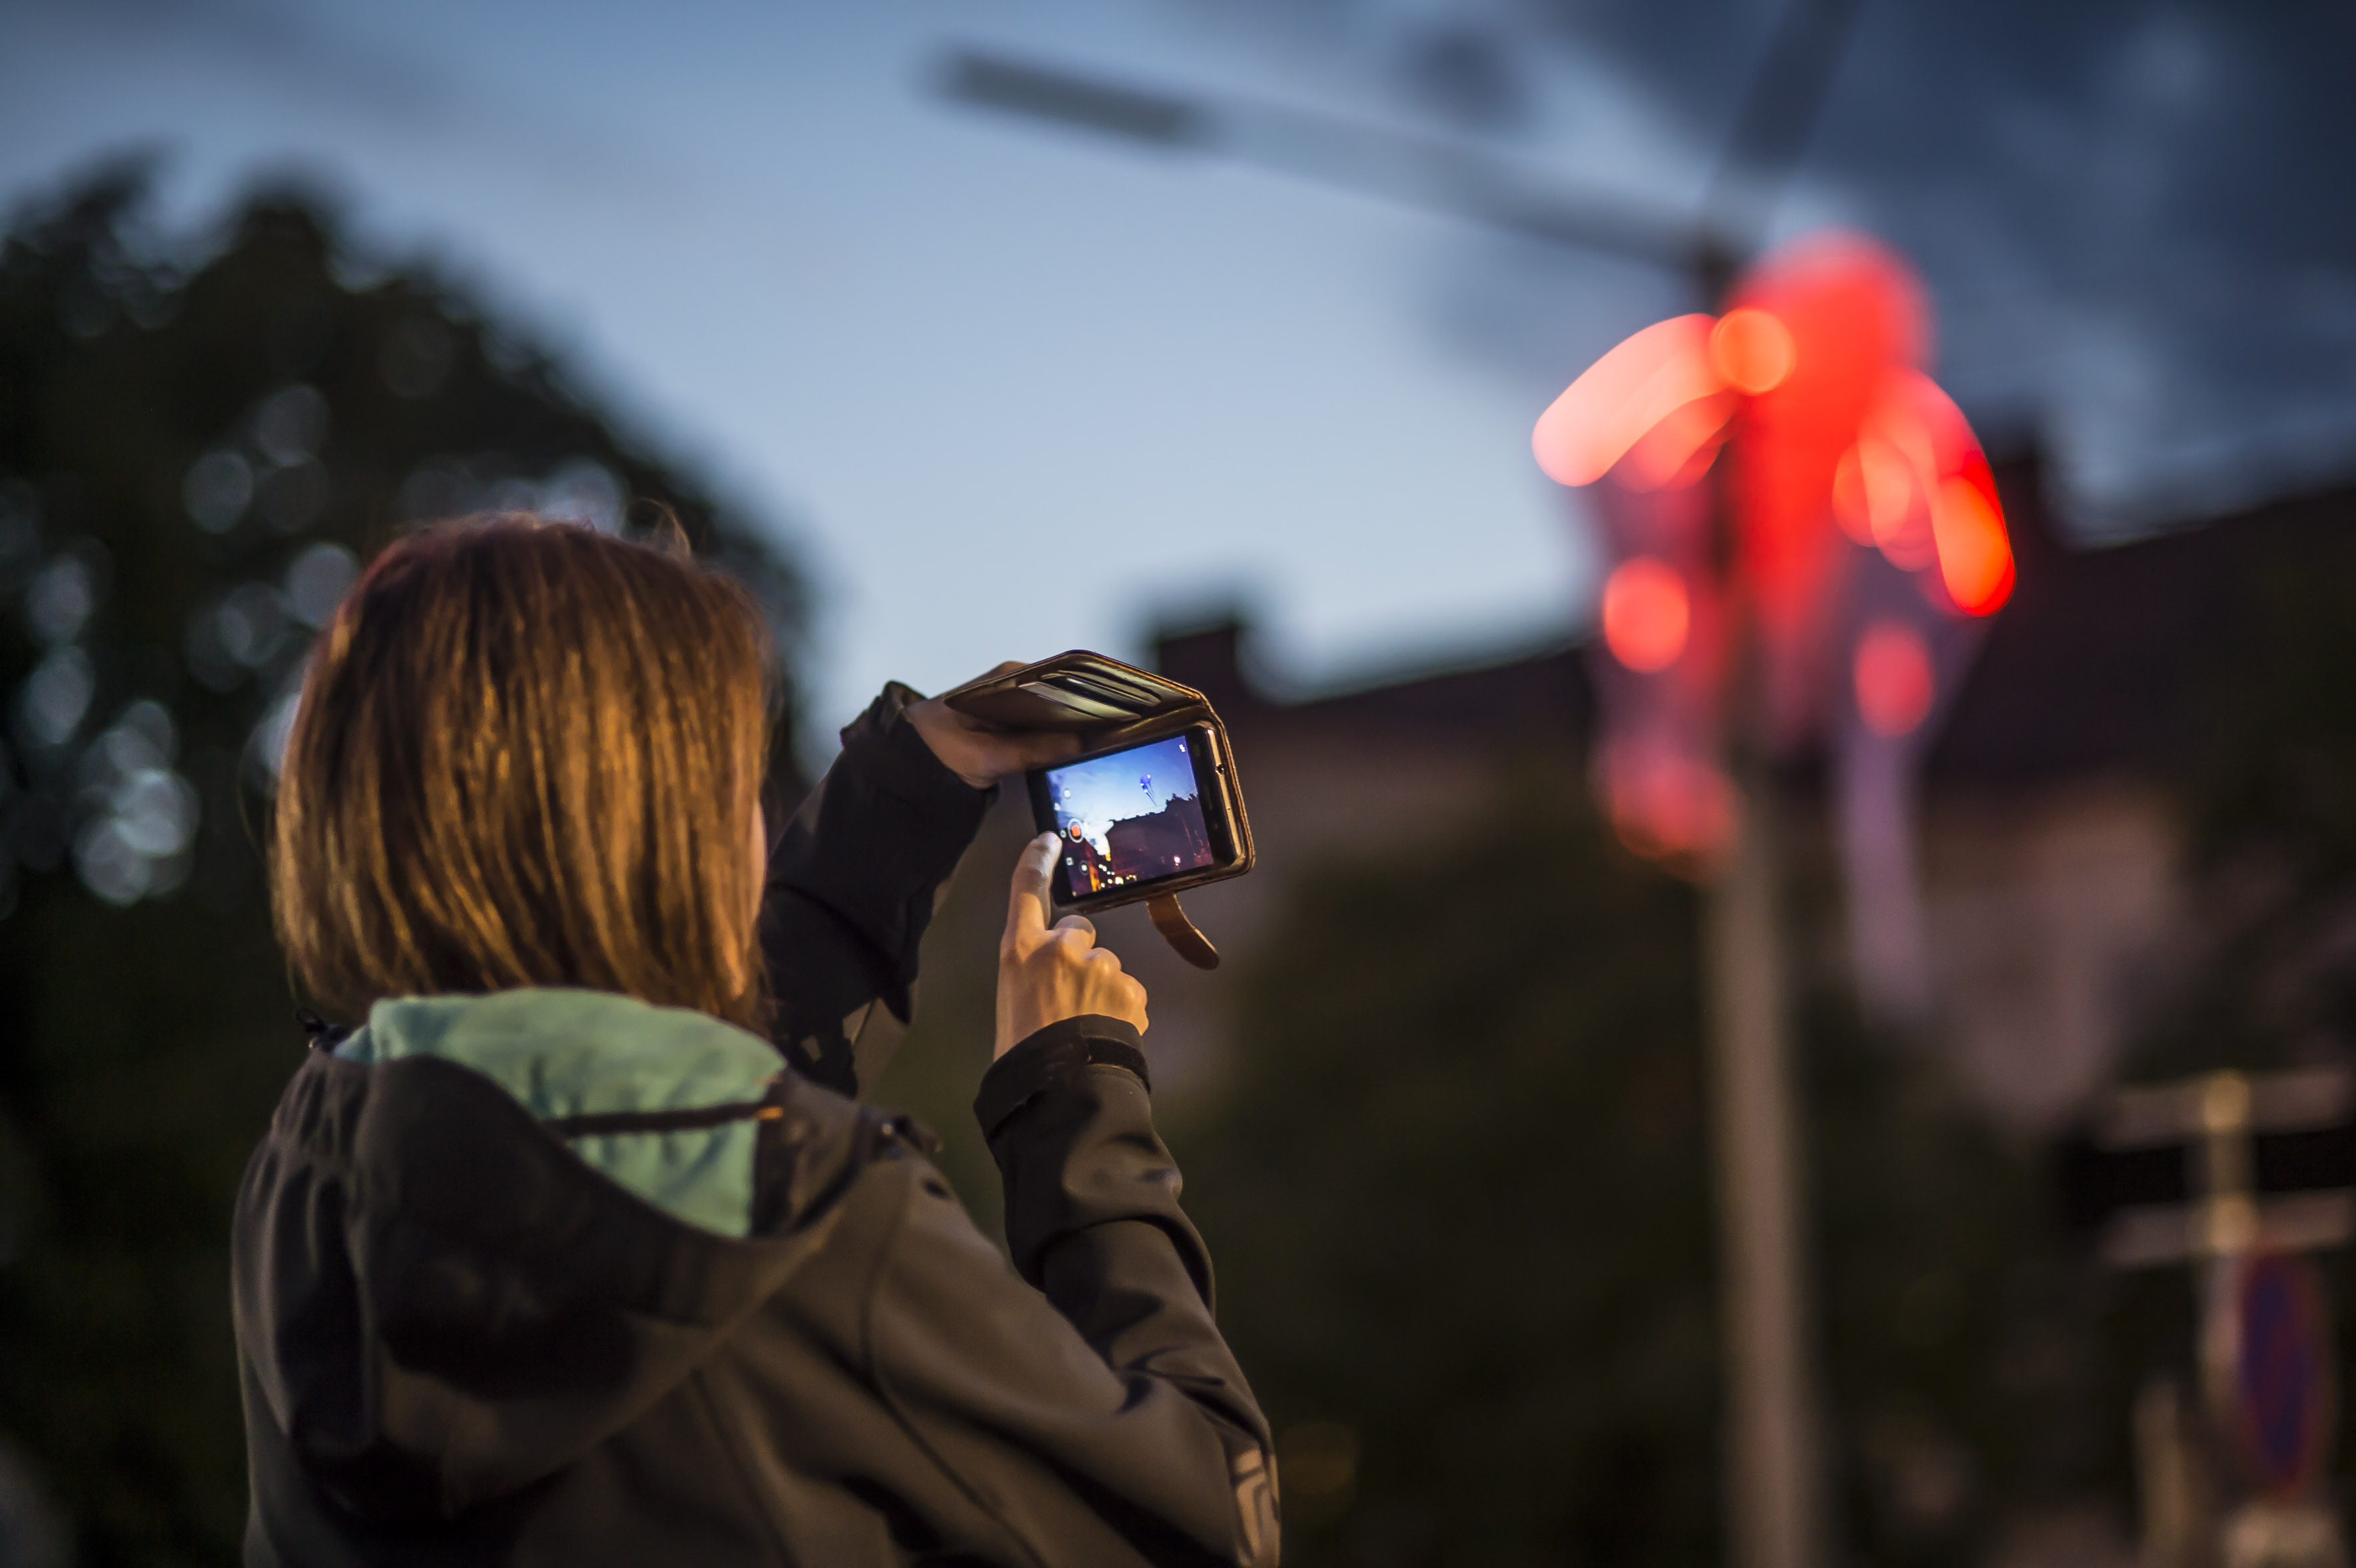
{"left": 271, "top": 514, "right": 772, "bottom": 1029}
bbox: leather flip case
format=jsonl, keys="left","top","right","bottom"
{"left": 943, "top": 651, "right": 1254, "bottom": 969}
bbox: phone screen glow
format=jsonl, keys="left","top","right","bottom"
{"left": 1044, "top": 733, "right": 1214, "bottom": 897}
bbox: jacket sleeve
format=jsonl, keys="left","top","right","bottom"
{"left": 761, "top": 682, "right": 995, "bottom": 1099}
{"left": 858, "top": 1016, "right": 1280, "bottom": 1567}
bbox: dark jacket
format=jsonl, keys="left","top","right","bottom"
{"left": 231, "top": 688, "right": 1279, "bottom": 1566}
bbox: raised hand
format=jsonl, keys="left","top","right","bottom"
{"left": 907, "top": 662, "right": 1085, "bottom": 788}
{"left": 995, "top": 833, "right": 1148, "bottom": 1059}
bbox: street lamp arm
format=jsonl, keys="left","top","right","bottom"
{"left": 936, "top": 47, "right": 1698, "bottom": 270}
{"left": 938, "top": 51, "right": 1208, "bottom": 149}
{"left": 1700, "top": 0, "right": 1871, "bottom": 271}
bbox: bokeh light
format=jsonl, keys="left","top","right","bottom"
{"left": 285, "top": 543, "right": 358, "bottom": 628}
{"left": 1601, "top": 556, "right": 1690, "bottom": 672}
{"left": 25, "top": 555, "right": 94, "bottom": 644}
{"left": 20, "top": 646, "right": 94, "bottom": 746}
{"left": 1601, "top": 739, "right": 1736, "bottom": 864}
{"left": 1620, "top": 393, "right": 1736, "bottom": 492}
{"left": 1709, "top": 308, "right": 1797, "bottom": 395}
{"left": 1931, "top": 475, "right": 2016, "bottom": 615}
{"left": 1531, "top": 314, "right": 1722, "bottom": 487}
{"left": 66, "top": 701, "right": 200, "bottom": 906}
{"left": 1853, "top": 620, "right": 1935, "bottom": 736}
{"left": 184, "top": 450, "right": 253, "bottom": 533}
{"left": 253, "top": 385, "right": 328, "bottom": 466}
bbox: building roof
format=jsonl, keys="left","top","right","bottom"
{"left": 1928, "top": 461, "right": 2356, "bottom": 793}
{"left": 1152, "top": 620, "right": 1592, "bottom": 755}
{"left": 1149, "top": 459, "right": 2356, "bottom": 794}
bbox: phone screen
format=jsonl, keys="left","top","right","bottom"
{"left": 1043, "top": 730, "right": 1218, "bottom": 900}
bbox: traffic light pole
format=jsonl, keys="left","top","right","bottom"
{"left": 1706, "top": 743, "right": 1825, "bottom": 1568}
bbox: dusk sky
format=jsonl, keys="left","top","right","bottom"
{"left": 6, "top": 0, "right": 2349, "bottom": 755}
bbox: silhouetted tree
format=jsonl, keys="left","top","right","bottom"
{"left": 0, "top": 160, "right": 806, "bottom": 1565}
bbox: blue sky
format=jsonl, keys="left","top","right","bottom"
{"left": 1, "top": 0, "right": 1598, "bottom": 753}
{"left": 5, "top": 0, "right": 2351, "bottom": 756}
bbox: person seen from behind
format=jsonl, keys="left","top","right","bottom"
{"left": 233, "top": 515, "right": 1279, "bottom": 1565}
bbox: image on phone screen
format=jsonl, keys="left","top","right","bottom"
{"left": 1043, "top": 733, "right": 1214, "bottom": 898}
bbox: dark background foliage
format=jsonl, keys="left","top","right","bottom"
{"left": 1177, "top": 771, "right": 1722, "bottom": 1567}
{"left": 0, "top": 166, "right": 805, "bottom": 1565}
{"left": 1146, "top": 773, "right": 2114, "bottom": 1568}
{"left": 2095, "top": 527, "right": 2356, "bottom": 1549}
{"left": 2140, "top": 533, "right": 2356, "bottom": 1081}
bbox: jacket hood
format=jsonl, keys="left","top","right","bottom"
{"left": 235, "top": 989, "right": 857, "bottom": 1522}
{"left": 340, "top": 989, "right": 784, "bottom": 1237}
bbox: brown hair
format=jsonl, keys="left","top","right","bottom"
{"left": 271, "top": 515, "right": 772, "bottom": 1029}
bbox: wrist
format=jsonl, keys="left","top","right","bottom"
{"left": 975, "top": 1015, "right": 1150, "bottom": 1138}
{"left": 841, "top": 685, "right": 993, "bottom": 802}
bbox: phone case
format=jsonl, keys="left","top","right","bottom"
{"left": 943, "top": 651, "right": 1255, "bottom": 968}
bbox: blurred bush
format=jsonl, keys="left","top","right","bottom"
{"left": 2138, "top": 530, "right": 2356, "bottom": 1079}
{"left": 1170, "top": 769, "right": 2119, "bottom": 1567}
{"left": 0, "top": 162, "right": 805, "bottom": 1565}
{"left": 2111, "top": 526, "right": 2356, "bottom": 1497}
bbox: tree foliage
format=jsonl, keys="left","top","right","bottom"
{"left": 2111, "top": 525, "right": 2356, "bottom": 1497}
{"left": 0, "top": 162, "right": 805, "bottom": 1565}
{"left": 1175, "top": 771, "right": 2115, "bottom": 1567}
{"left": 2133, "top": 531, "right": 2356, "bottom": 1079}
{"left": 1179, "top": 771, "right": 1719, "bottom": 1567}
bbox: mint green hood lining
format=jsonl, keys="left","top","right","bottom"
{"left": 336, "top": 989, "right": 781, "bottom": 1238}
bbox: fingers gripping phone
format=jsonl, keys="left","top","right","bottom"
{"left": 944, "top": 652, "right": 1254, "bottom": 968}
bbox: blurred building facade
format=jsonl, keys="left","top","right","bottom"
{"left": 1116, "top": 615, "right": 1589, "bottom": 1097}
{"left": 1126, "top": 457, "right": 2356, "bottom": 1129}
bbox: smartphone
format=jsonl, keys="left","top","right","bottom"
{"left": 1026, "top": 722, "right": 1248, "bottom": 911}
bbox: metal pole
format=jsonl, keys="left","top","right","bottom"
{"left": 1705, "top": 745, "right": 1823, "bottom": 1568}
{"left": 1690, "top": 0, "right": 1864, "bottom": 1513}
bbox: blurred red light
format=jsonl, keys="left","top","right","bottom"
{"left": 1621, "top": 392, "right": 1736, "bottom": 491}
{"left": 1709, "top": 309, "right": 1795, "bottom": 394}
{"left": 1830, "top": 446, "right": 1872, "bottom": 544}
{"left": 1532, "top": 231, "right": 2016, "bottom": 801}
{"left": 1722, "top": 237, "right": 1926, "bottom": 723}
{"left": 1930, "top": 475, "right": 2014, "bottom": 615}
{"left": 1532, "top": 315, "right": 1722, "bottom": 487}
{"left": 1601, "top": 739, "right": 1736, "bottom": 867}
{"left": 1602, "top": 557, "right": 1690, "bottom": 672}
{"left": 1854, "top": 620, "right": 1934, "bottom": 736}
